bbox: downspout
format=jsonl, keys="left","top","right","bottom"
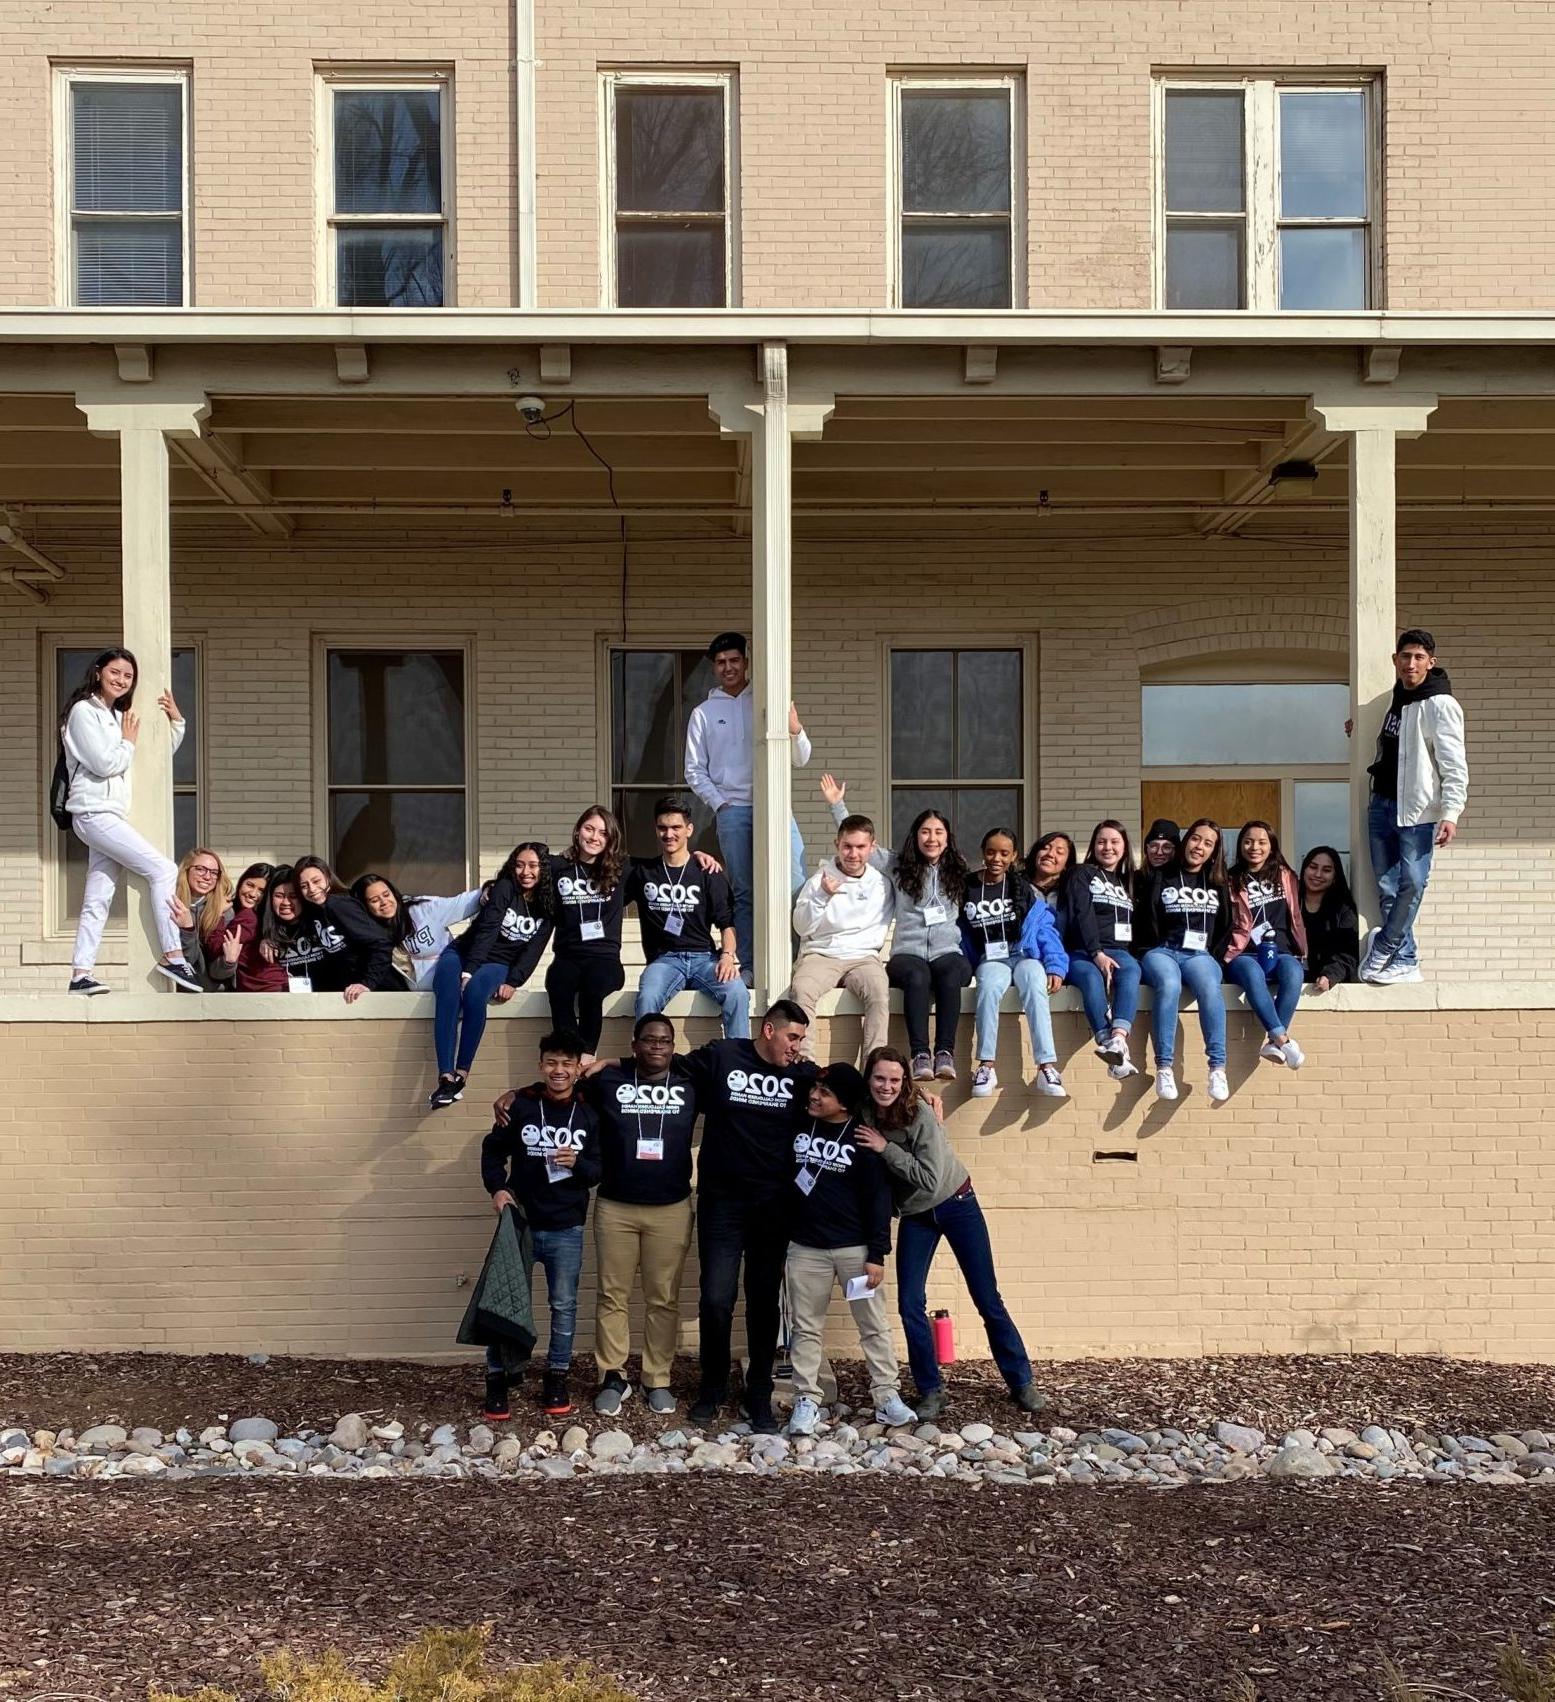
{"left": 514, "top": 0, "right": 538, "bottom": 308}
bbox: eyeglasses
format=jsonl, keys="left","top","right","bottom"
{"left": 191, "top": 864, "right": 221, "bottom": 877}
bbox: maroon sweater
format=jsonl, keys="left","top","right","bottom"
{"left": 231, "top": 907, "right": 287, "bottom": 993}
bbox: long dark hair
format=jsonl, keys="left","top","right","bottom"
{"left": 1082, "top": 819, "right": 1135, "bottom": 897}
{"left": 233, "top": 862, "right": 275, "bottom": 914}
{"left": 351, "top": 872, "right": 412, "bottom": 945}
{"left": 863, "top": 1045, "right": 924, "bottom": 1133}
{"left": 566, "top": 806, "right": 625, "bottom": 897}
{"left": 257, "top": 864, "right": 304, "bottom": 954}
{"left": 497, "top": 839, "right": 556, "bottom": 919}
{"left": 293, "top": 854, "right": 347, "bottom": 906}
{"left": 894, "top": 809, "right": 969, "bottom": 906}
{"left": 1298, "top": 845, "right": 1356, "bottom": 916}
{"left": 1173, "top": 817, "right": 1228, "bottom": 889}
{"left": 59, "top": 647, "right": 137, "bottom": 727}
{"left": 1025, "top": 830, "right": 1078, "bottom": 893}
{"left": 1230, "top": 819, "right": 1294, "bottom": 892}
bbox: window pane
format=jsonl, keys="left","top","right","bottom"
{"left": 1164, "top": 222, "right": 1244, "bottom": 309}
{"left": 1279, "top": 226, "right": 1367, "bottom": 310}
{"left": 891, "top": 651, "right": 954, "bottom": 779}
{"left": 890, "top": 787, "right": 953, "bottom": 852}
{"left": 902, "top": 222, "right": 1011, "bottom": 309}
{"left": 76, "top": 221, "right": 182, "bottom": 307}
{"left": 1293, "top": 780, "right": 1351, "bottom": 872}
{"left": 334, "top": 90, "right": 441, "bottom": 214}
{"left": 328, "top": 651, "right": 464, "bottom": 786}
{"left": 955, "top": 650, "right": 1022, "bottom": 779}
{"left": 616, "top": 224, "right": 725, "bottom": 308}
{"left": 612, "top": 650, "right": 677, "bottom": 784}
{"left": 173, "top": 791, "right": 198, "bottom": 860}
{"left": 1165, "top": 91, "right": 1244, "bottom": 213}
{"left": 1142, "top": 683, "right": 1350, "bottom": 766}
{"left": 1280, "top": 91, "right": 1367, "bottom": 219}
{"left": 891, "top": 787, "right": 1019, "bottom": 853}
{"left": 171, "top": 648, "right": 197, "bottom": 787}
{"left": 901, "top": 89, "right": 1011, "bottom": 214}
{"left": 330, "top": 791, "right": 465, "bottom": 893}
{"left": 615, "top": 88, "right": 724, "bottom": 213}
{"left": 336, "top": 227, "right": 443, "bottom": 307}
{"left": 73, "top": 81, "right": 181, "bottom": 212}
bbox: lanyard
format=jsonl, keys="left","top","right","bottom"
{"left": 542, "top": 1096, "right": 579, "bottom": 1148}
{"left": 632, "top": 1067, "right": 671, "bottom": 1146}
{"left": 573, "top": 861, "right": 605, "bottom": 929}
{"left": 981, "top": 875, "right": 1009, "bottom": 942}
{"left": 660, "top": 857, "right": 694, "bottom": 918}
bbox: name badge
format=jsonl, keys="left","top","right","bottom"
{"left": 1113, "top": 921, "right": 1133, "bottom": 943}
{"left": 1183, "top": 926, "right": 1209, "bottom": 952}
{"left": 795, "top": 1166, "right": 818, "bottom": 1196}
{"left": 922, "top": 904, "right": 949, "bottom": 926}
{"left": 580, "top": 920, "right": 605, "bottom": 942}
{"left": 636, "top": 1137, "right": 665, "bottom": 1162}
{"left": 984, "top": 938, "right": 1010, "bottom": 961}
{"left": 287, "top": 972, "right": 312, "bottom": 995}
{"left": 662, "top": 911, "right": 684, "bottom": 937}
{"left": 545, "top": 1156, "right": 571, "bottom": 1184}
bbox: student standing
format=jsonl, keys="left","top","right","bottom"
{"left": 481, "top": 1028, "right": 603, "bottom": 1419}
{"left": 583, "top": 1013, "right": 699, "bottom": 1417}
{"left": 1139, "top": 818, "right": 1232, "bottom": 1103}
{"left": 627, "top": 794, "right": 748, "bottom": 1039}
{"left": 684, "top": 631, "right": 813, "bottom": 982}
{"left": 857, "top": 1046, "right": 1048, "bottom": 1421}
{"left": 784, "top": 1061, "right": 916, "bottom": 1436}
{"left": 546, "top": 806, "right": 628, "bottom": 1065}
{"left": 427, "top": 844, "right": 555, "bottom": 1109}
{"left": 172, "top": 848, "right": 236, "bottom": 991}
{"left": 1224, "top": 821, "right": 1308, "bottom": 1070}
{"left": 59, "top": 647, "right": 201, "bottom": 993}
{"left": 963, "top": 828, "right": 1068, "bottom": 1099}
{"left": 1299, "top": 846, "right": 1360, "bottom": 990}
{"left": 1070, "top": 821, "right": 1144, "bottom": 1080}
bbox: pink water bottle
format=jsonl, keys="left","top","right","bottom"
{"left": 932, "top": 1309, "right": 956, "bottom": 1365}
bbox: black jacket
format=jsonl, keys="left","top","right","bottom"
{"left": 549, "top": 856, "right": 627, "bottom": 960}
{"left": 788, "top": 1116, "right": 893, "bottom": 1261}
{"left": 456, "top": 875, "right": 554, "bottom": 985}
{"left": 481, "top": 1086, "right": 603, "bottom": 1231}
{"left": 306, "top": 893, "right": 406, "bottom": 992}
{"left": 1302, "top": 894, "right": 1360, "bottom": 985}
{"left": 1034, "top": 867, "right": 1102, "bottom": 958}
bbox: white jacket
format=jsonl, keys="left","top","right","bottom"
{"left": 684, "top": 686, "right": 812, "bottom": 811}
{"left": 62, "top": 697, "right": 185, "bottom": 820}
{"left": 792, "top": 861, "right": 894, "bottom": 958}
{"left": 396, "top": 889, "right": 483, "bottom": 989}
{"left": 1394, "top": 693, "right": 1469, "bottom": 828}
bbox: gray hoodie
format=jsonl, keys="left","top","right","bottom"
{"left": 829, "top": 799, "right": 963, "bottom": 960}
{"left": 875, "top": 1100, "right": 970, "bottom": 1217}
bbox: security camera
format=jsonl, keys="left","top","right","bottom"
{"left": 515, "top": 396, "right": 547, "bottom": 424}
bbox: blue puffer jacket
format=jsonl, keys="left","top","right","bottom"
{"left": 1008, "top": 897, "right": 1071, "bottom": 977}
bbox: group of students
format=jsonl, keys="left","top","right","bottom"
{"left": 477, "top": 1001, "right": 1048, "bottom": 1431}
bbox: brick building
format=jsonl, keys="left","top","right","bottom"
{"left": 0, "top": 1, "right": 1552, "bottom": 1366}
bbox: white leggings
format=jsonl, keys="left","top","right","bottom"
{"left": 71, "top": 811, "right": 181, "bottom": 973}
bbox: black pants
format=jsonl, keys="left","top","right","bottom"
{"left": 545, "top": 952, "right": 625, "bottom": 1052}
{"left": 696, "top": 1190, "right": 789, "bottom": 1405}
{"left": 888, "top": 950, "right": 973, "bottom": 1056}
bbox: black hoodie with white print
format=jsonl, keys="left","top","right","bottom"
{"left": 456, "top": 875, "right": 555, "bottom": 985}
{"left": 788, "top": 1114, "right": 892, "bottom": 1261}
{"left": 549, "top": 856, "right": 626, "bottom": 959}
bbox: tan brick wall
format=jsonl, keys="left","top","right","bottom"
{"left": 3, "top": 1, "right": 1555, "bottom": 307}
{"left": 2, "top": 1005, "right": 1551, "bottom": 1364}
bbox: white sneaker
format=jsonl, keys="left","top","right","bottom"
{"left": 1094, "top": 1031, "right": 1127, "bottom": 1065}
{"left": 875, "top": 1394, "right": 917, "bottom": 1428}
{"left": 1280, "top": 1036, "right": 1306, "bottom": 1069}
{"left": 1034, "top": 1064, "right": 1067, "bottom": 1098}
{"left": 1370, "top": 959, "right": 1422, "bottom": 985}
{"left": 1259, "top": 1041, "right": 1287, "bottom": 1065}
{"left": 1154, "top": 1068, "right": 1178, "bottom": 1102}
{"left": 1108, "top": 1057, "right": 1140, "bottom": 1081}
{"left": 971, "top": 1063, "right": 997, "bottom": 1098}
{"left": 1207, "top": 1068, "right": 1230, "bottom": 1103}
{"left": 788, "top": 1396, "right": 821, "bottom": 1436}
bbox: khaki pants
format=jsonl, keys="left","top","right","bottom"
{"left": 784, "top": 1241, "right": 900, "bottom": 1406}
{"left": 593, "top": 1194, "right": 694, "bottom": 1388}
{"left": 785, "top": 952, "right": 890, "bottom": 1061}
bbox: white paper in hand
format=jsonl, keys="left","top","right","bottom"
{"left": 845, "top": 1274, "right": 874, "bottom": 1301}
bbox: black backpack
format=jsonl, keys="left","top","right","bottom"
{"left": 48, "top": 743, "right": 74, "bottom": 831}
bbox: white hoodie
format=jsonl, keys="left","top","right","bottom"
{"left": 792, "top": 860, "right": 894, "bottom": 959}
{"left": 684, "top": 686, "right": 812, "bottom": 811}
{"left": 62, "top": 697, "right": 185, "bottom": 820}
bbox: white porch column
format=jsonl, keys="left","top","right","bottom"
{"left": 77, "top": 395, "right": 211, "bottom": 987}
{"left": 711, "top": 347, "right": 833, "bottom": 998}
{"left": 1310, "top": 396, "right": 1436, "bottom": 930}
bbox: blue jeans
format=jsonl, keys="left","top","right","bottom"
{"left": 1226, "top": 951, "right": 1304, "bottom": 1038}
{"left": 484, "top": 1224, "right": 584, "bottom": 1375}
{"left": 433, "top": 949, "right": 507, "bottom": 1076}
{"left": 1140, "top": 947, "right": 1227, "bottom": 1069}
{"left": 1367, "top": 792, "right": 1436, "bottom": 968}
{"left": 896, "top": 1188, "right": 1031, "bottom": 1397}
{"left": 636, "top": 951, "right": 750, "bottom": 1038}
{"left": 973, "top": 956, "right": 1056, "bottom": 1065}
{"left": 1065, "top": 950, "right": 1143, "bottom": 1043}
{"left": 717, "top": 803, "right": 805, "bottom": 983}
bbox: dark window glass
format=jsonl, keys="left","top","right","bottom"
{"left": 615, "top": 88, "right": 724, "bottom": 213}
{"left": 609, "top": 647, "right": 724, "bottom": 863}
{"left": 334, "top": 90, "right": 441, "bottom": 215}
{"left": 336, "top": 228, "right": 444, "bottom": 308}
{"left": 329, "top": 791, "right": 465, "bottom": 896}
{"left": 1164, "top": 222, "right": 1244, "bottom": 309}
{"left": 901, "top": 89, "right": 1011, "bottom": 214}
{"left": 891, "top": 649, "right": 1022, "bottom": 848}
{"left": 890, "top": 651, "right": 954, "bottom": 779}
{"left": 901, "top": 223, "right": 1012, "bottom": 309}
{"left": 73, "top": 81, "right": 181, "bottom": 212}
{"left": 1165, "top": 91, "right": 1245, "bottom": 212}
{"left": 76, "top": 223, "right": 181, "bottom": 307}
{"left": 327, "top": 651, "right": 464, "bottom": 786}
{"left": 616, "top": 224, "right": 725, "bottom": 308}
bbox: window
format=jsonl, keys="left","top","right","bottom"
{"left": 1140, "top": 677, "right": 1350, "bottom": 867}
{"left": 51, "top": 645, "right": 198, "bottom": 929}
{"left": 602, "top": 72, "right": 735, "bottom": 307}
{"left": 609, "top": 647, "right": 725, "bottom": 860}
{"left": 888, "top": 648, "right": 1024, "bottom": 850}
{"left": 325, "top": 649, "right": 466, "bottom": 892}
{"left": 320, "top": 74, "right": 450, "bottom": 306}
{"left": 891, "top": 76, "right": 1020, "bottom": 308}
{"left": 58, "top": 70, "right": 188, "bottom": 306}
{"left": 1158, "top": 77, "right": 1376, "bottom": 310}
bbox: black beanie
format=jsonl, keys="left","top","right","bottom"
{"left": 817, "top": 1061, "right": 867, "bottom": 1115}
{"left": 1144, "top": 818, "right": 1182, "bottom": 847}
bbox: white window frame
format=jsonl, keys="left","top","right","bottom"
{"left": 598, "top": 69, "right": 739, "bottom": 310}
{"left": 312, "top": 635, "right": 476, "bottom": 888}
{"left": 1152, "top": 73, "right": 1381, "bottom": 311}
{"left": 315, "top": 68, "right": 455, "bottom": 308}
{"left": 887, "top": 72, "right": 1025, "bottom": 310}
{"left": 54, "top": 65, "right": 191, "bottom": 308}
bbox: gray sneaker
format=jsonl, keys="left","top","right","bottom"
{"left": 593, "top": 1371, "right": 631, "bottom": 1416}
{"left": 875, "top": 1394, "right": 917, "bottom": 1427}
{"left": 645, "top": 1387, "right": 676, "bottom": 1416}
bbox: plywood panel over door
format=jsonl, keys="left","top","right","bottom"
{"left": 1141, "top": 779, "right": 1283, "bottom": 843}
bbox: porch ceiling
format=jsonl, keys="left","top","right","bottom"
{"left": 2, "top": 390, "right": 1555, "bottom": 534}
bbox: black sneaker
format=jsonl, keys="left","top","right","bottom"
{"left": 594, "top": 1370, "right": 632, "bottom": 1417}
{"left": 482, "top": 1370, "right": 511, "bottom": 1421}
{"left": 157, "top": 961, "right": 204, "bottom": 993}
{"left": 427, "top": 1075, "right": 464, "bottom": 1110}
{"left": 687, "top": 1391, "right": 723, "bottom": 1428}
{"left": 742, "top": 1397, "right": 780, "bottom": 1435}
{"left": 541, "top": 1370, "right": 572, "bottom": 1417}
{"left": 67, "top": 976, "right": 109, "bottom": 996}
{"left": 1011, "top": 1381, "right": 1053, "bottom": 1414}
{"left": 914, "top": 1388, "right": 947, "bottom": 1421}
